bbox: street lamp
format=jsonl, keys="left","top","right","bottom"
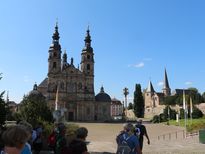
{"left": 123, "top": 87, "right": 129, "bottom": 109}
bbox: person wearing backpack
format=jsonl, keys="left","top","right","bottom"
{"left": 116, "top": 123, "right": 141, "bottom": 154}
{"left": 47, "top": 122, "right": 66, "bottom": 154}
{"left": 134, "top": 127, "right": 141, "bottom": 139}
{"left": 135, "top": 119, "right": 150, "bottom": 151}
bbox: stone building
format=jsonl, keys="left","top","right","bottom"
{"left": 110, "top": 98, "right": 123, "bottom": 119}
{"left": 37, "top": 24, "right": 111, "bottom": 121}
{"left": 144, "top": 69, "right": 171, "bottom": 117}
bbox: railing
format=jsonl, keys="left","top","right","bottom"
{"left": 157, "top": 130, "right": 199, "bottom": 141}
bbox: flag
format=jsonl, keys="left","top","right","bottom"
{"left": 55, "top": 84, "right": 59, "bottom": 110}
{"left": 183, "top": 90, "right": 186, "bottom": 110}
{"left": 190, "top": 97, "right": 193, "bottom": 114}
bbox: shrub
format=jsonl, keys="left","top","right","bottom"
{"left": 65, "top": 123, "right": 79, "bottom": 144}
{"left": 152, "top": 115, "right": 160, "bottom": 123}
{"left": 192, "top": 107, "right": 203, "bottom": 119}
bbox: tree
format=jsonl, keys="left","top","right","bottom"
{"left": 0, "top": 91, "right": 9, "bottom": 126}
{"left": 133, "top": 84, "right": 144, "bottom": 118}
{"left": 19, "top": 93, "right": 53, "bottom": 126}
{"left": 163, "top": 105, "right": 177, "bottom": 120}
{"left": 0, "top": 74, "right": 9, "bottom": 126}
{"left": 188, "top": 87, "right": 203, "bottom": 104}
{"left": 192, "top": 107, "right": 203, "bottom": 119}
{"left": 128, "top": 102, "right": 133, "bottom": 110}
{"left": 202, "top": 92, "right": 205, "bottom": 102}
{"left": 164, "top": 95, "right": 178, "bottom": 105}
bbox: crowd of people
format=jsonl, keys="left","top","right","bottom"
{"left": 0, "top": 121, "right": 89, "bottom": 154}
{"left": 0, "top": 119, "right": 149, "bottom": 154}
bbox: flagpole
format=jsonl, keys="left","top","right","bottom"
{"left": 190, "top": 97, "right": 193, "bottom": 124}
{"left": 183, "top": 90, "right": 187, "bottom": 137}
{"left": 168, "top": 105, "right": 170, "bottom": 125}
{"left": 55, "top": 83, "right": 59, "bottom": 111}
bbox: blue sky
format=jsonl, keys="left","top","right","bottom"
{"left": 0, "top": 0, "right": 205, "bottom": 103}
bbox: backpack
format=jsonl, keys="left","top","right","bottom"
{"left": 134, "top": 127, "right": 141, "bottom": 138}
{"left": 116, "top": 133, "right": 133, "bottom": 154}
{"left": 48, "top": 131, "right": 56, "bottom": 149}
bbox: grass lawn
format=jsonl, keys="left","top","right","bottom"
{"left": 166, "top": 118, "right": 205, "bottom": 132}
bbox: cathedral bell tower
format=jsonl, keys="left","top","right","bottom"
{"left": 81, "top": 27, "right": 94, "bottom": 75}
{"left": 80, "top": 27, "right": 95, "bottom": 94}
{"left": 48, "top": 23, "right": 62, "bottom": 75}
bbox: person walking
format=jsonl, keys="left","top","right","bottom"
{"left": 135, "top": 119, "right": 150, "bottom": 151}
{"left": 33, "top": 123, "right": 43, "bottom": 154}
{"left": 116, "top": 123, "right": 141, "bottom": 154}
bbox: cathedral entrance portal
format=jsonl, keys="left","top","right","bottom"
{"left": 68, "top": 112, "right": 74, "bottom": 121}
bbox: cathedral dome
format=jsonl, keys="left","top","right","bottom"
{"left": 29, "top": 83, "right": 43, "bottom": 97}
{"left": 95, "top": 86, "right": 111, "bottom": 102}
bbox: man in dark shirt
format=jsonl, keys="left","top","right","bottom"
{"left": 135, "top": 119, "right": 150, "bottom": 150}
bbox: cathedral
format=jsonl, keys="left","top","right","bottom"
{"left": 36, "top": 23, "right": 111, "bottom": 121}
{"left": 144, "top": 69, "right": 171, "bottom": 118}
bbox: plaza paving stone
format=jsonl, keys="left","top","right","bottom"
{"left": 40, "top": 122, "right": 205, "bottom": 154}
{"left": 77, "top": 122, "right": 205, "bottom": 154}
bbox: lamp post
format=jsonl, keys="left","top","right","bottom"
{"left": 123, "top": 87, "right": 129, "bottom": 109}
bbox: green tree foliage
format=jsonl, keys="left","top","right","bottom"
{"left": 19, "top": 93, "right": 53, "bottom": 126}
{"left": 192, "top": 107, "right": 203, "bottom": 119}
{"left": 179, "top": 106, "right": 203, "bottom": 119}
{"left": 0, "top": 74, "right": 10, "bottom": 126}
{"left": 163, "top": 88, "right": 203, "bottom": 106}
{"left": 128, "top": 102, "right": 133, "bottom": 110}
{"left": 202, "top": 92, "right": 205, "bottom": 102}
{"left": 164, "top": 95, "right": 178, "bottom": 105}
{"left": 133, "top": 84, "right": 144, "bottom": 118}
{"left": 0, "top": 91, "right": 9, "bottom": 126}
{"left": 163, "top": 105, "right": 177, "bottom": 120}
{"left": 188, "top": 87, "right": 203, "bottom": 104}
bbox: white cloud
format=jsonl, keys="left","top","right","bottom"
{"left": 134, "top": 62, "right": 145, "bottom": 68}
{"left": 157, "top": 81, "right": 164, "bottom": 86}
{"left": 185, "top": 81, "right": 193, "bottom": 85}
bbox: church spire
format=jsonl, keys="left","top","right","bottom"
{"left": 84, "top": 26, "right": 91, "bottom": 45}
{"left": 82, "top": 26, "right": 93, "bottom": 53}
{"left": 52, "top": 22, "right": 60, "bottom": 43}
{"left": 147, "top": 80, "right": 155, "bottom": 93}
{"left": 162, "top": 68, "right": 171, "bottom": 96}
{"left": 164, "top": 68, "right": 170, "bottom": 89}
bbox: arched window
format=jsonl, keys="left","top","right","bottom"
{"left": 87, "top": 55, "right": 90, "bottom": 59}
{"left": 54, "top": 52, "right": 57, "bottom": 57}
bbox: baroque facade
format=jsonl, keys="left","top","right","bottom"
{"left": 37, "top": 24, "right": 111, "bottom": 121}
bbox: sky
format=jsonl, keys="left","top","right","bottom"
{"left": 0, "top": 0, "right": 205, "bottom": 103}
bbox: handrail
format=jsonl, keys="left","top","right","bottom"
{"left": 157, "top": 130, "right": 199, "bottom": 141}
